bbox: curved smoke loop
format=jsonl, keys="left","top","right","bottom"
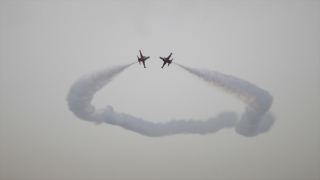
{"left": 66, "top": 63, "right": 274, "bottom": 137}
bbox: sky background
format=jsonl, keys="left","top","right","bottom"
{"left": 1, "top": 1, "right": 319, "bottom": 180}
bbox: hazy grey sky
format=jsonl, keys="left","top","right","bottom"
{"left": 1, "top": 1, "right": 319, "bottom": 180}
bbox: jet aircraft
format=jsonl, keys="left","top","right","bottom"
{"left": 159, "top": 53, "right": 173, "bottom": 68}
{"left": 137, "top": 50, "right": 150, "bottom": 68}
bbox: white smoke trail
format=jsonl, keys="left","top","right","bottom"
{"left": 66, "top": 63, "right": 237, "bottom": 137}
{"left": 175, "top": 63, "right": 274, "bottom": 136}
{"left": 66, "top": 63, "right": 135, "bottom": 123}
{"left": 105, "top": 111, "right": 237, "bottom": 137}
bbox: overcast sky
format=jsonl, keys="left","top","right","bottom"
{"left": 1, "top": 1, "right": 319, "bottom": 180}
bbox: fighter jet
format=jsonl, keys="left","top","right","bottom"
{"left": 137, "top": 50, "right": 150, "bottom": 68}
{"left": 159, "top": 53, "right": 173, "bottom": 68}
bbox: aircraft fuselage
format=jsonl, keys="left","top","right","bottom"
{"left": 160, "top": 53, "right": 173, "bottom": 68}
{"left": 137, "top": 50, "right": 150, "bottom": 68}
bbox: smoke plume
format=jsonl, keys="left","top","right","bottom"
{"left": 66, "top": 63, "right": 274, "bottom": 137}
{"left": 175, "top": 63, "right": 274, "bottom": 136}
